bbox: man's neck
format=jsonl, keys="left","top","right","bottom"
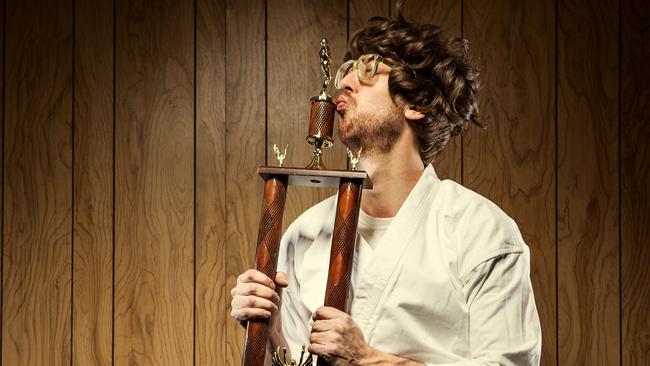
{"left": 357, "top": 130, "right": 425, "bottom": 218}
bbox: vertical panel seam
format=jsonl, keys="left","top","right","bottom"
{"left": 1, "top": 0, "right": 5, "bottom": 362}
{"left": 342, "top": 0, "right": 346, "bottom": 170}
{"left": 345, "top": 0, "right": 346, "bottom": 43}
{"left": 193, "top": 0, "right": 197, "bottom": 364}
{"left": 112, "top": 0, "right": 116, "bottom": 364}
{"left": 1, "top": 0, "right": 5, "bottom": 363}
{"left": 223, "top": 1, "right": 228, "bottom": 361}
{"left": 555, "top": 0, "right": 559, "bottom": 364}
{"left": 71, "top": 0, "right": 76, "bottom": 364}
{"left": 618, "top": 0, "right": 622, "bottom": 364}
{"left": 264, "top": 0, "right": 268, "bottom": 165}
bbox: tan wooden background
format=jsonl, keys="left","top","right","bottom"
{"left": 1, "top": 0, "right": 648, "bottom": 365}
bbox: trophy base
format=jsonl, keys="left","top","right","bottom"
{"left": 258, "top": 166, "right": 372, "bottom": 189}
{"left": 305, "top": 148, "right": 325, "bottom": 170}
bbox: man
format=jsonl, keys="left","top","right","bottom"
{"left": 231, "top": 3, "right": 542, "bottom": 365}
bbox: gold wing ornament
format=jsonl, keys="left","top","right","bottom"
{"left": 272, "top": 346, "right": 313, "bottom": 366}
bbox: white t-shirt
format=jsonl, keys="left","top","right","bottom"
{"left": 357, "top": 210, "right": 393, "bottom": 251}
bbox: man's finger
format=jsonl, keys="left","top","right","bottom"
{"left": 312, "top": 306, "right": 346, "bottom": 320}
{"left": 231, "top": 307, "right": 272, "bottom": 322}
{"left": 231, "top": 282, "right": 280, "bottom": 303}
{"left": 275, "top": 271, "right": 289, "bottom": 288}
{"left": 310, "top": 318, "right": 342, "bottom": 333}
{"left": 232, "top": 295, "right": 278, "bottom": 313}
{"left": 237, "top": 269, "right": 276, "bottom": 290}
{"left": 307, "top": 336, "right": 337, "bottom": 359}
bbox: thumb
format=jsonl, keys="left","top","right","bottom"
{"left": 275, "top": 272, "right": 289, "bottom": 288}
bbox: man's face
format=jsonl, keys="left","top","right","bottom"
{"left": 335, "top": 57, "right": 405, "bottom": 155}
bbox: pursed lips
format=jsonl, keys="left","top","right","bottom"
{"left": 335, "top": 96, "right": 348, "bottom": 116}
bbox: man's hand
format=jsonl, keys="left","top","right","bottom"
{"left": 230, "top": 269, "right": 288, "bottom": 331}
{"left": 308, "top": 306, "right": 372, "bottom": 365}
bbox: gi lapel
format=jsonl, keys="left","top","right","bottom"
{"left": 350, "top": 165, "right": 442, "bottom": 338}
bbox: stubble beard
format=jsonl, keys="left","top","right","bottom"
{"left": 338, "top": 99, "right": 404, "bottom": 156}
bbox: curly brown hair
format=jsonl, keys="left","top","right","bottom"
{"left": 347, "top": 1, "right": 481, "bottom": 165}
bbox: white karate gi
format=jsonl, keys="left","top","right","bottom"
{"left": 277, "top": 165, "right": 542, "bottom": 365}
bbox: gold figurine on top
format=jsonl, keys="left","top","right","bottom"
{"left": 319, "top": 38, "right": 332, "bottom": 100}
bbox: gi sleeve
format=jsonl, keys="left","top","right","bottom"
{"left": 427, "top": 248, "right": 542, "bottom": 366}
{"left": 276, "top": 220, "right": 314, "bottom": 361}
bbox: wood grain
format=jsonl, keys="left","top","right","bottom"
{"left": 196, "top": 0, "right": 227, "bottom": 364}
{"left": 225, "top": 0, "right": 267, "bottom": 364}
{"left": 267, "top": 0, "right": 347, "bottom": 232}
{"left": 621, "top": 0, "right": 650, "bottom": 364}
{"left": 349, "top": 0, "right": 389, "bottom": 37}
{"left": 557, "top": 0, "right": 620, "bottom": 364}
{"left": 2, "top": 0, "right": 73, "bottom": 364}
{"left": 463, "top": 1, "right": 556, "bottom": 365}
{"left": 114, "top": 0, "right": 194, "bottom": 364}
{"left": 394, "top": 0, "right": 462, "bottom": 182}
{"left": 72, "top": 0, "right": 114, "bottom": 365}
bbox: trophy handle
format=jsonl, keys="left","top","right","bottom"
{"left": 242, "top": 175, "right": 289, "bottom": 366}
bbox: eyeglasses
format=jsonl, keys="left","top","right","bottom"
{"left": 334, "top": 54, "right": 391, "bottom": 89}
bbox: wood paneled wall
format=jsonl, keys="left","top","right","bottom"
{"left": 1, "top": 0, "right": 648, "bottom": 365}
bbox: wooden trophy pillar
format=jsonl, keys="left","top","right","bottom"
{"left": 323, "top": 178, "right": 363, "bottom": 311}
{"left": 318, "top": 178, "right": 364, "bottom": 366}
{"left": 242, "top": 175, "right": 288, "bottom": 366}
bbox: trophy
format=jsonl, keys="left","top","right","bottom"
{"left": 240, "top": 39, "right": 371, "bottom": 366}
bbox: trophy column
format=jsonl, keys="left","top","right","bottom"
{"left": 322, "top": 179, "right": 363, "bottom": 311}
{"left": 242, "top": 175, "right": 289, "bottom": 366}
{"left": 317, "top": 178, "right": 363, "bottom": 366}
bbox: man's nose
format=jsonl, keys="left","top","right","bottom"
{"left": 336, "top": 71, "right": 357, "bottom": 94}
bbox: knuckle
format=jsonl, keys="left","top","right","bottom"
{"left": 231, "top": 310, "right": 243, "bottom": 321}
{"left": 246, "top": 297, "right": 257, "bottom": 307}
{"left": 242, "top": 308, "right": 254, "bottom": 318}
{"left": 240, "top": 269, "right": 255, "bottom": 281}
{"left": 250, "top": 283, "right": 264, "bottom": 297}
{"left": 344, "top": 315, "right": 353, "bottom": 326}
{"left": 326, "top": 345, "right": 338, "bottom": 355}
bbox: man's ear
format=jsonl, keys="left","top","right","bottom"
{"left": 404, "top": 105, "right": 425, "bottom": 121}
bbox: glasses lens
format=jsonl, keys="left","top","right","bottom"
{"left": 334, "top": 54, "right": 385, "bottom": 89}
{"left": 357, "top": 54, "right": 382, "bottom": 81}
{"left": 334, "top": 60, "right": 354, "bottom": 89}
